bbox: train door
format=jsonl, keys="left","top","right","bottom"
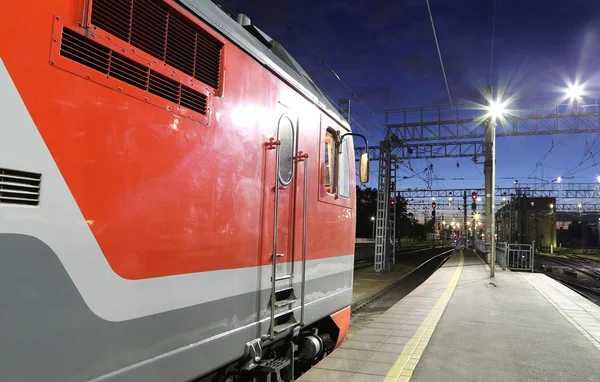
{"left": 272, "top": 114, "right": 296, "bottom": 280}
{"left": 262, "top": 113, "right": 305, "bottom": 339}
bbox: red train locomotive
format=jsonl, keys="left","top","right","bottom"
{"left": 0, "top": 0, "right": 369, "bottom": 380}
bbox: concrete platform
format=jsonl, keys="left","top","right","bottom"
{"left": 299, "top": 249, "right": 600, "bottom": 381}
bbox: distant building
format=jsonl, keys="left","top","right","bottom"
{"left": 555, "top": 212, "right": 600, "bottom": 248}
{"left": 496, "top": 196, "right": 556, "bottom": 248}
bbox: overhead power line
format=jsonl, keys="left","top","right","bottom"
{"left": 425, "top": 0, "right": 453, "bottom": 109}
{"left": 214, "top": 0, "right": 237, "bottom": 16}
{"left": 215, "top": 0, "right": 386, "bottom": 137}
{"left": 489, "top": 0, "right": 497, "bottom": 85}
{"left": 262, "top": 0, "right": 386, "bottom": 129}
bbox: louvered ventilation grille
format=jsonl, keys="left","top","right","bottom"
{"left": 59, "top": 28, "right": 207, "bottom": 115}
{"left": 0, "top": 168, "right": 41, "bottom": 206}
{"left": 91, "top": 0, "right": 222, "bottom": 89}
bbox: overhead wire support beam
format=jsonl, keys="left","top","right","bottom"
{"left": 406, "top": 201, "right": 600, "bottom": 212}
{"left": 385, "top": 99, "right": 600, "bottom": 142}
{"left": 354, "top": 141, "right": 484, "bottom": 161}
{"left": 398, "top": 187, "right": 522, "bottom": 198}
{"left": 398, "top": 183, "right": 600, "bottom": 199}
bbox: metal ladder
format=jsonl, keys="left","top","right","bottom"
{"left": 266, "top": 139, "right": 308, "bottom": 340}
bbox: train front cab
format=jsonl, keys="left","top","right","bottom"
{"left": 0, "top": 0, "right": 370, "bottom": 381}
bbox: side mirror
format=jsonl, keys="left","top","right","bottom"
{"left": 360, "top": 152, "right": 370, "bottom": 183}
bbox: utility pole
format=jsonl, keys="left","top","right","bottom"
{"left": 509, "top": 194, "right": 513, "bottom": 243}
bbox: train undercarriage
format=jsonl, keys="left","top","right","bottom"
{"left": 199, "top": 317, "right": 340, "bottom": 382}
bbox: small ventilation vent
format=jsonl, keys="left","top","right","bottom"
{"left": 60, "top": 27, "right": 110, "bottom": 74}
{"left": 0, "top": 168, "right": 41, "bottom": 206}
{"left": 149, "top": 72, "right": 180, "bottom": 104}
{"left": 91, "top": 0, "right": 223, "bottom": 90}
{"left": 59, "top": 28, "right": 208, "bottom": 115}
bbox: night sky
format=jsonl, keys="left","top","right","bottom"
{"left": 213, "top": 0, "right": 600, "bottom": 216}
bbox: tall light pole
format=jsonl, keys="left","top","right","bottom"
{"left": 485, "top": 95, "right": 504, "bottom": 278}
{"left": 463, "top": 191, "right": 467, "bottom": 244}
{"left": 485, "top": 117, "right": 496, "bottom": 278}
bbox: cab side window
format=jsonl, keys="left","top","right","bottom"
{"left": 323, "top": 128, "right": 350, "bottom": 198}
{"left": 338, "top": 138, "right": 350, "bottom": 198}
{"left": 319, "top": 122, "right": 353, "bottom": 207}
{"left": 324, "top": 129, "right": 336, "bottom": 193}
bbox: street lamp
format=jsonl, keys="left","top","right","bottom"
{"left": 487, "top": 100, "right": 506, "bottom": 119}
{"left": 370, "top": 216, "right": 375, "bottom": 239}
{"left": 566, "top": 84, "right": 583, "bottom": 100}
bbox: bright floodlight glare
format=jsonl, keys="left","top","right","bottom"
{"left": 557, "top": 176, "right": 562, "bottom": 183}
{"left": 488, "top": 101, "right": 506, "bottom": 118}
{"left": 596, "top": 175, "right": 600, "bottom": 183}
{"left": 566, "top": 84, "right": 583, "bottom": 99}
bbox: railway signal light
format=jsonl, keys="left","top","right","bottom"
{"left": 471, "top": 192, "right": 477, "bottom": 201}
{"left": 432, "top": 202, "right": 437, "bottom": 209}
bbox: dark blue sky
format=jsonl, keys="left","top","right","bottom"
{"left": 215, "top": 0, "right": 600, "bottom": 214}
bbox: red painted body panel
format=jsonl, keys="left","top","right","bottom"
{"left": 0, "top": 0, "right": 356, "bottom": 279}
{"left": 331, "top": 306, "right": 351, "bottom": 349}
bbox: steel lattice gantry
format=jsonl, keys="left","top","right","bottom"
{"left": 385, "top": 98, "right": 600, "bottom": 142}
{"left": 406, "top": 201, "right": 600, "bottom": 213}
{"left": 398, "top": 183, "right": 600, "bottom": 199}
{"left": 374, "top": 141, "right": 397, "bottom": 272}
{"left": 354, "top": 141, "right": 484, "bottom": 161}
{"left": 351, "top": 97, "right": 599, "bottom": 273}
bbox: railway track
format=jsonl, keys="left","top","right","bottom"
{"left": 545, "top": 274, "right": 600, "bottom": 306}
{"left": 537, "top": 253, "right": 600, "bottom": 305}
{"left": 539, "top": 255, "right": 600, "bottom": 280}
{"left": 351, "top": 248, "right": 454, "bottom": 313}
{"left": 353, "top": 245, "right": 447, "bottom": 269}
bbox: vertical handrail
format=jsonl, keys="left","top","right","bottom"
{"left": 298, "top": 153, "right": 309, "bottom": 325}
{"left": 266, "top": 137, "right": 281, "bottom": 340}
